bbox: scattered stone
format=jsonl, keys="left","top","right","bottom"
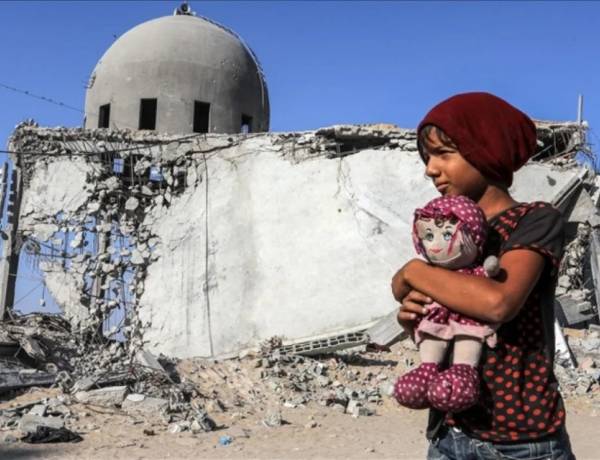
{"left": 125, "top": 197, "right": 140, "bottom": 211}
{"left": 262, "top": 409, "right": 283, "bottom": 428}
{"left": 581, "top": 338, "right": 600, "bottom": 353}
{"left": 74, "top": 386, "right": 127, "bottom": 407}
{"left": 168, "top": 421, "right": 190, "bottom": 433}
{"left": 122, "top": 394, "right": 169, "bottom": 415}
{"left": 304, "top": 420, "right": 318, "bottom": 429}
{"left": 28, "top": 404, "right": 48, "bottom": 417}
{"left": 191, "top": 410, "right": 217, "bottom": 433}
{"left": 346, "top": 400, "right": 372, "bottom": 418}
{"left": 18, "top": 414, "right": 64, "bottom": 434}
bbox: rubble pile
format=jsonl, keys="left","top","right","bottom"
{"left": 534, "top": 120, "right": 588, "bottom": 167}
{"left": 557, "top": 223, "right": 592, "bottom": 299}
{"left": 556, "top": 327, "right": 600, "bottom": 399}
{"left": 177, "top": 342, "right": 399, "bottom": 422}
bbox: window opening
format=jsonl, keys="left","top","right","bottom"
{"left": 139, "top": 99, "right": 157, "bottom": 130}
{"left": 241, "top": 114, "right": 253, "bottom": 134}
{"left": 193, "top": 101, "right": 210, "bottom": 133}
{"left": 98, "top": 104, "right": 110, "bottom": 128}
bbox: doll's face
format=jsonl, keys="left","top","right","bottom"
{"left": 415, "top": 216, "right": 477, "bottom": 269}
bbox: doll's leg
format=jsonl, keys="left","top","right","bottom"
{"left": 394, "top": 336, "right": 448, "bottom": 409}
{"left": 427, "top": 336, "right": 482, "bottom": 412}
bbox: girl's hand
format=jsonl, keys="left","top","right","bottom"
{"left": 391, "top": 259, "right": 424, "bottom": 302}
{"left": 397, "top": 290, "right": 432, "bottom": 336}
{"left": 391, "top": 260, "right": 432, "bottom": 336}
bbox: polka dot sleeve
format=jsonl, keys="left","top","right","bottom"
{"left": 499, "top": 202, "right": 565, "bottom": 277}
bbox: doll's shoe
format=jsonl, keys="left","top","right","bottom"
{"left": 393, "top": 362, "right": 440, "bottom": 409}
{"left": 427, "top": 363, "right": 480, "bottom": 413}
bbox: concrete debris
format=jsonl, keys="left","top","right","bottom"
{"left": 122, "top": 393, "right": 169, "bottom": 415}
{"left": 168, "top": 421, "right": 190, "bottom": 433}
{"left": 74, "top": 386, "right": 127, "bottom": 407}
{"left": 366, "top": 309, "right": 407, "bottom": 348}
{"left": 18, "top": 414, "right": 64, "bottom": 433}
{"left": 28, "top": 404, "right": 47, "bottom": 417}
{"left": 262, "top": 409, "right": 283, "bottom": 428}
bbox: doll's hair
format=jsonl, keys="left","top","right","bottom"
{"left": 413, "top": 195, "right": 487, "bottom": 258}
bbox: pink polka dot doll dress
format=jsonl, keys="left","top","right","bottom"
{"left": 394, "top": 195, "right": 499, "bottom": 413}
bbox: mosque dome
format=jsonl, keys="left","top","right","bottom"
{"left": 84, "top": 4, "right": 269, "bottom": 134}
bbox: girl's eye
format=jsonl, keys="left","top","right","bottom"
{"left": 443, "top": 231, "right": 453, "bottom": 241}
{"left": 424, "top": 233, "right": 434, "bottom": 242}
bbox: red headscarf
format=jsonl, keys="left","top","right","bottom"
{"left": 417, "top": 92, "right": 538, "bottom": 186}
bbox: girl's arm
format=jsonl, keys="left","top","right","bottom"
{"left": 392, "top": 249, "right": 545, "bottom": 323}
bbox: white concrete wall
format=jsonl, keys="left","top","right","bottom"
{"left": 17, "top": 131, "right": 580, "bottom": 359}
{"left": 136, "top": 142, "right": 578, "bottom": 358}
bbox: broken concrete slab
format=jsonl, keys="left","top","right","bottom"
{"left": 366, "top": 309, "right": 406, "bottom": 347}
{"left": 18, "top": 414, "right": 64, "bottom": 433}
{"left": 121, "top": 394, "right": 168, "bottom": 415}
{"left": 555, "top": 296, "right": 596, "bottom": 327}
{"left": 74, "top": 386, "right": 127, "bottom": 407}
{"left": 0, "top": 369, "right": 56, "bottom": 393}
{"left": 28, "top": 404, "right": 48, "bottom": 417}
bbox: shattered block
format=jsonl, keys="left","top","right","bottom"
{"left": 74, "top": 386, "right": 128, "bottom": 407}
{"left": 122, "top": 394, "right": 169, "bottom": 415}
{"left": 18, "top": 414, "right": 64, "bottom": 434}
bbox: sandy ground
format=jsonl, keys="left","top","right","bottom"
{"left": 2, "top": 342, "right": 599, "bottom": 460}
{"left": 0, "top": 393, "right": 598, "bottom": 460}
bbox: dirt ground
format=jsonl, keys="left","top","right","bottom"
{"left": 0, "top": 391, "right": 598, "bottom": 460}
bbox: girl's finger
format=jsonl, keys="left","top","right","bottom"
{"left": 404, "top": 290, "right": 432, "bottom": 304}
{"left": 401, "top": 300, "right": 428, "bottom": 316}
{"left": 398, "top": 311, "right": 417, "bottom": 321}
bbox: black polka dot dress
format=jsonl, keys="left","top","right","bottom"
{"left": 443, "top": 202, "right": 567, "bottom": 442}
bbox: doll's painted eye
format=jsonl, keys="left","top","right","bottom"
{"left": 424, "top": 232, "right": 434, "bottom": 242}
{"left": 443, "top": 231, "right": 453, "bottom": 241}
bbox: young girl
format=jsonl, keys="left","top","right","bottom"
{"left": 392, "top": 92, "right": 575, "bottom": 459}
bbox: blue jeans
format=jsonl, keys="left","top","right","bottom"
{"left": 427, "top": 425, "right": 575, "bottom": 460}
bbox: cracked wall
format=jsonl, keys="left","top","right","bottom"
{"left": 8, "top": 123, "right": 585, "bottom": 358}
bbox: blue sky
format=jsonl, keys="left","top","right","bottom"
{"left": 1, "top": 0, "right": 600, "bottom": 311}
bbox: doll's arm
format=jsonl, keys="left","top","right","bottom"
{"left": 483, "top": 255, "right": 500, "bottom": 277}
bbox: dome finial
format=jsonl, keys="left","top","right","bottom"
{"left": 174, "top": 2, "right": 194, "bottom": 16}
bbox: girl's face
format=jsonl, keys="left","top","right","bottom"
{"left": 421, "top": 128, "right": 488, "bottom": 201}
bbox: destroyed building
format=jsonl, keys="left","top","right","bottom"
{"left": 2, "top": 119, "right": 596, "bottom": 362}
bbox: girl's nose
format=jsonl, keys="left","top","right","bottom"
{"left": 425, "top": 157, "right": 440, "bottom": 178}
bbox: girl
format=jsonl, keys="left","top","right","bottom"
{"left": 392, "top": 92, "right": 575, "bottom": 459}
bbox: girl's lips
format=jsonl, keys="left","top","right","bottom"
{"left": 436, "top": 183, "right": 449, "bottom": 193}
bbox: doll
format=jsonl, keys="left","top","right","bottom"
{"left": 394, "top": 195, "right": 499, "bottom": 413}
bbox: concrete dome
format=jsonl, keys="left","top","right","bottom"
{"left": 84, "top": 13, "right": 269, "bottom": 134}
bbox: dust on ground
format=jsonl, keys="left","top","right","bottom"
{"left": 1, "top": 342, "right": 599, "bottom": 460}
